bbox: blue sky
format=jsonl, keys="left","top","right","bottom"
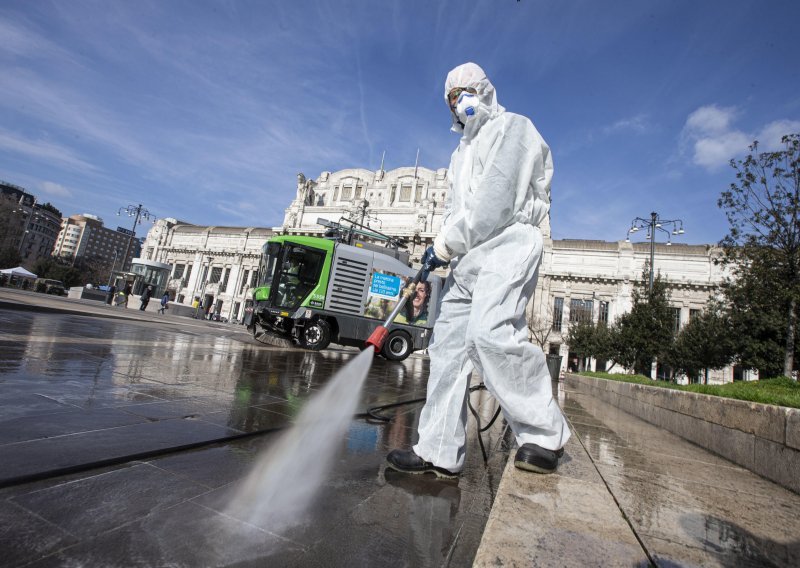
{"left": 1, "top": 0, "right": 798, "bottom": 245}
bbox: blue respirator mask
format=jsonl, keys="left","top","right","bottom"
{"left": 454, "top": 92, "right": 478, "bottom": 124}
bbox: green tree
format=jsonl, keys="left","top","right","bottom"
{"left": 591, "top": 321, "right": 617, "bottom": 368}
{"left": 38, "top": 202, "right": 62, "bottom": 217}
{"left": 31, "top": 257, "right": 83, "bottom": 288}
{"left": 722, "top": 250, "right": 790, "bottom": 378}
{"left": 665, "top": 302, "right": 733, "bottom": 383}
{"left": 73, "top": 255, "right": 113, "bottom": 286}
{"left": 30, "top": 254, "right": 117, "bottom": 289}
{"left": 0, "top": 198, "right": 23, "bottom": 263}
{"left": 611, "top": 266, "right": 674, "bottom": 376}
{"left": 718, "top": 133, "right": 800, "bottom": 377}
{"left": 566, "top": 320, "right": 595, "bottom": 361}
{"left": 566, "top": 319, "right": 617, "bottom": 371}
{"left": 0, "top": 247, "right": 22, "bottom": 269}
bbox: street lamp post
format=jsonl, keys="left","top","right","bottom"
{"left": 106, "top": 248, "right": 121, "bottom": 287}
{"left": 194, "top": 256, "right": 213, "bottom": 319}
{"left": 116, "top": 203, "right": 155, "bottom": 271}
{"left": 15, "top": 196, "right": 37, "bottom": 258}
{"left": 625, "top": 211, "right": 685, "bottom": 293}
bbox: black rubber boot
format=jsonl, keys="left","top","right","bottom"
{"left": 514, "top": 443, "right": 562, "bottom": 474}
{"left": 386, "top": 449, "right": 459, "bottom": 479}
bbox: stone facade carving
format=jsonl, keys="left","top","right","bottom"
{"left": 415, "top": 211, "right": 427, "bottom": 233}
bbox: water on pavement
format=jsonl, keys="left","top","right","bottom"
{"left": 4, "top": 297, "right": 798, "bottom": 567}
{"left": 226, "top": 347, "right": 374, "bottom": 532}
{"left": 0, "top": 307, "right": 509, "bottom": 567}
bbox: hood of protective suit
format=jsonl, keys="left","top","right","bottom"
{"left": 444, "top": 62, "right": 506, "bottom": 134}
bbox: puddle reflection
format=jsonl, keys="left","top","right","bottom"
{"left": 682, "top": 513, "right": 799, "bottom": 565}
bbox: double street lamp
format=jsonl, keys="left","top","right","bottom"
{"left": 625, "top": 211, "right": 685, "bottom": 293}
{"left": 116, "top": 203, "right": 156, "bottom": 271}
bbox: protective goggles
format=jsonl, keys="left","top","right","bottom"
{"left": 447, "top": 87, "right": 477, "bottom": 108}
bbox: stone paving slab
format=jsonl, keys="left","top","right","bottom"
{"left": 24, "top": 499, "right": 304, "bottom": 568}
{"left": 476, "top": 385, "right": 800, "bottom": 567}
{"left": 474, "top": 436, "right": 648, "bottom": 567}
{"left": 0, "top": 499, "right": 79, "bottom": 567}
{"left": 0, "top": 417, "right": 244, "bottom": 485}
{"left": 607, "top": 391, "right": 800, "bottom": 565}
{"left": 0, "top": 407, "right": 149, "bottom": 445}
{"left": 9, "top": 463, "right": 211, "bottom": 540}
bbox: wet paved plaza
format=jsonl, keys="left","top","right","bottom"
{"left": 0, "top": 304, "right": 509, "bottom": 567}
{"left": 2, "top": 291, "right": 800, "bottom": 567}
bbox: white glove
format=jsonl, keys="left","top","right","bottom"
{"left": 433, "top": 232, "right": 453, "bottom": 262}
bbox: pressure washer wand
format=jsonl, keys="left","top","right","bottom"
{"left": 364, "top": 266, "right": 427, "bottom": 352}
{"left": 363, "top": 261, "right": 503, "bottom": 464}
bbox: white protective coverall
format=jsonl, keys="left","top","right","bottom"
{"left": 413, "top": 62, "right": 571, "bottom": 473}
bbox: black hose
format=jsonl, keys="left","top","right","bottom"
{"left": 363, "top": 396, "right": 426, "bottom": 422}
{"left": 466, "top": 388, "right": 503, "bottom": 463}
{"left": 364, "top": 382, "right": 503, "bottom": 464}
{"left": 0, "top": 426, "right": 288, "bottom": 490}
{"left": 5, "top": 385, "right": 501, "bottom": 489}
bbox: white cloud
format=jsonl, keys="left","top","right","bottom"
{"left": 682, "top": 105, "right": 800, "bottom": 171}
{"left": 684, "top": 105, "right": 737, "bottom": 136}
{"left": 604, "top": 114, "right": 649, "bottom": 135}
{"left": 756, "top": 120, "right": 800, "bottom": 151}
{"left": 40, "top": 181, "right": 73, "bottom": 198}
{"left": 692, "top": 131, "right": 751, "bottom": 169}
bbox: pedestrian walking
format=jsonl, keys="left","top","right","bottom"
{"left": 122, "top": 283, "right": 132, "bottom": 307}
{"left": 158, "top": 292, "right": 169, "bottom": 314}
{"left": 105, "top": 284, "right": 116, "bottom": 305}
{"left": 139, "top": 285, "right": 153, "bottom": 311}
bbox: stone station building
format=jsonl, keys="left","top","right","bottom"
{"left": 139, "top": 220, "right": 272, "bottom": 323}
{"left": 140, "top": 166, "right": 736, "bottom": 381}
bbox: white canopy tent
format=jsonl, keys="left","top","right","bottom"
{"left": 0, "top": 266, "right": 38, "bottom": 279}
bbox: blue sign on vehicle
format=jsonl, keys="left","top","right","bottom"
{"left": 370, "top": 272, "right": 401, "bottom": 300}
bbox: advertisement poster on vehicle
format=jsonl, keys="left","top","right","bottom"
{"left": 364, "top": 271, "right": 431, "bottom": 327}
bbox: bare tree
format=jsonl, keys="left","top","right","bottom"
{"left": 527, "top": 303, "right": 555, "bottom": 350}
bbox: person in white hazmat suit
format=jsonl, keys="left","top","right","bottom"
{"left": 387, "top": 62, "right": 571, "bottom": 478}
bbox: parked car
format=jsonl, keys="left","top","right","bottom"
{"left": 35, "top": 278, "right": 66, "bottom": 296}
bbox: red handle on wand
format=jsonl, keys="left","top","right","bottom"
{"left": 364, "top": 267, "right": 426, "bottom": 352}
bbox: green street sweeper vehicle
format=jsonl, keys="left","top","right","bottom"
{"left": 244, "top": 220, "right": 442, "bottom": 361}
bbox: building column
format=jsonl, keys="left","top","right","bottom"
{"left": 186, "top": 255, "right": 204, "bottom": 302}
